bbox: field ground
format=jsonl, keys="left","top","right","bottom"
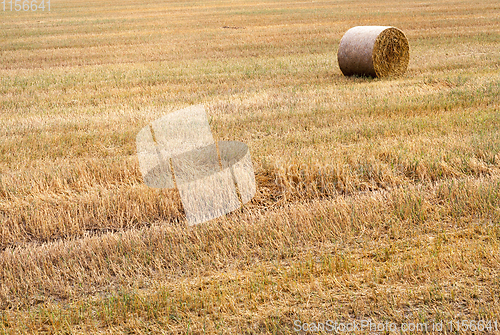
{"left": 1, "top": 0, "right": 500, "bottom": 333}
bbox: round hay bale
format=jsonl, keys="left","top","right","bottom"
{"left": 337, "top": 26, "right": 409, "bottom": 78}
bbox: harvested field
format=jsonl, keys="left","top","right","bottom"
{"left": 1, "top": 0, "right": 500, "bottom": 333}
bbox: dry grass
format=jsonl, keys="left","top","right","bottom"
{"left": 1, "top": 0, "right": 500, "bottom": 333}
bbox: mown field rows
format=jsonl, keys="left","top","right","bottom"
{"left": 1, "top": 0, "right": 499, "bottom": 333}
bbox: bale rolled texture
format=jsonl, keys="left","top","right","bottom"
{"left": 338, "top": 26, "right": 409, "bottom": 78}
